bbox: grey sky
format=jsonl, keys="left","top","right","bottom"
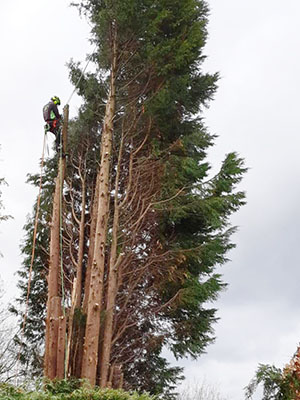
{"left": 1, "top": 1, "right": 300, "bottom": 399}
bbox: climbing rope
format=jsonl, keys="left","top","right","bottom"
{"left": 17, "top": 132, "right": 47, "bottom": 377}
{"left": 66, "top": 44, "right": 97, "bottom": 105}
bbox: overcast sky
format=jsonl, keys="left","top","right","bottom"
{"left": 1, "top": 1, "right": 300, "bottom": 399}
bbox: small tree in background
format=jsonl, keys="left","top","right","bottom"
{"left": 245, "top": 347, "right": 300, "bottom": 400}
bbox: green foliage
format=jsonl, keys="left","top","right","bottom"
{"left": 124, "top": 348, "right": 184, "bottom": 400}
{"left": 0, "top": 381, "right": 156, "bottom": 400}
{"left": 156, "top": 152, "right": 246, "bottom": 359}
{"left": 245, "top": 364, "right": 296, "bottom": 400}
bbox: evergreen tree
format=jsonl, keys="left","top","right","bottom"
{"left": 12, "top": 0, "right": 246, "bottom": 396}
{"left": 245, "top": 346, "right": 300, "bottom": 400}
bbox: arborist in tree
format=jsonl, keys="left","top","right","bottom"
{"left": 43, "top": 96, "right": 62, "bottom": 150}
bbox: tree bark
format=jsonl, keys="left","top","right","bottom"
{"left": 75, "top": 165, "right": 86, "bottom": 308}
{"left": 99, "top": 127, "right": 124, "bottom": 387}
{"left": 44, "top": 105, "right": 69, "bottom": 379}
{"left": 66, "top": 171, "right": 86, "bottom": 375}
{"left": 82, "top": 178, "right": 99, "bottom": 314}
{"left": 100, "top": 118, "right": 152, "bottom": 386}
{"left": 56, "top": 315, "right": 67, "bottom": 379}
{"left": 81, "top": 27, "right": 117, "bottom": 386}
{"left": 46, "top": 297, "right": 61, "bottom": 379}
{"left": 99, "top": 205, "right": 119, "bottom": 387}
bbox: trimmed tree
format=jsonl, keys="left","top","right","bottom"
{"left": 12, "top": 0, "right": 246, "bottom": 397}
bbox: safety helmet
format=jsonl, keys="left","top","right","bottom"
{"left": 51, "top": 96, "right": 61, "bottom": 105}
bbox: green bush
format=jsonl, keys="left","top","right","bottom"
{"left": 0, "top": 382, "right": 156, "bottom": 400}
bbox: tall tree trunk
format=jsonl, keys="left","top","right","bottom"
{"left": 82, "top": 177, "right": 99, "bottom": 314}
{"left": 56, "top": 314, "right": 67, "bottom": 379}
{"left": 81, "top": 27, "right": 117, "bottom": 386}
{"left": 66, "top": 172, "right": 86, "bottom": 375}
{"left": 75, "top": 172, "right": 86, "bottom": 309}
{"left": 44, "top": 105, "right": 69, "bottom": 379}
{"left": 99, "top": 126, "right": 124, "bottom": 387}
{"left": 100, "top": 117, "right": 151, "bottom": 386}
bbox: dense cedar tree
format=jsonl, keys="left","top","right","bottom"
{"left": 12, "top": 1, "right": 246, "bottom": 398}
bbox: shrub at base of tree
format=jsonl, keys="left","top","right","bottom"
{"left": 0, "top": 380, "right": 156, "bottom": 400}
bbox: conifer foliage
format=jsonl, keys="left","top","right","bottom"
{"left": 13, "top": 0, "right": 246, "bottom": 397}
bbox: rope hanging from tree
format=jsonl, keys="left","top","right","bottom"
{"left": 66, "top": 44, "right": 97, "bottom": 105}
{"left": 17, "top": 131, "right": 47, "bottom": 376}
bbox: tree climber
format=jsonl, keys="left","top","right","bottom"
{"left": 43, "top": 96, "right": 62, "bottom": 150}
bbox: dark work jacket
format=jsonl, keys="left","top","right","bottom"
{"left": 43, "top": 101, "right": 61, "bottom": 121}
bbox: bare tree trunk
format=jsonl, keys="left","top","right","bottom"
{"left": 99, "top": 127, "right": 124, "bottom": 387}
{"left": 66, "top": 277, "right": 77, "bottom": 376}
{"left": 82, "top": 177, "right": 99, "bottom": 314}
{"left": 66, "top": 170, "right": 86, "bottom": 375}
{"left": 75, "top": 171, "right": 86, "bottom": 309}
{"left": 111, "top": 364, "right": 123, "bottom": 389}
{"left": 81, "top": 27, "right": 117, "bottom": 386}
{"left": 99, "top": 117, "right": 152, "bottom": 386}
{"left": 45, "top": 296, "right": 61, "bottom": 379}
{"left": 56, "top": 315, "right": 67, "bottom": 379}
{"left": 99, "top": 207, "right": 119, "bottom": 386}
{"left": 44, "top": 181, "right": 60, "bottom": 378}
{"left": 44, "top": 105, "right": 69, "bottom": 379}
